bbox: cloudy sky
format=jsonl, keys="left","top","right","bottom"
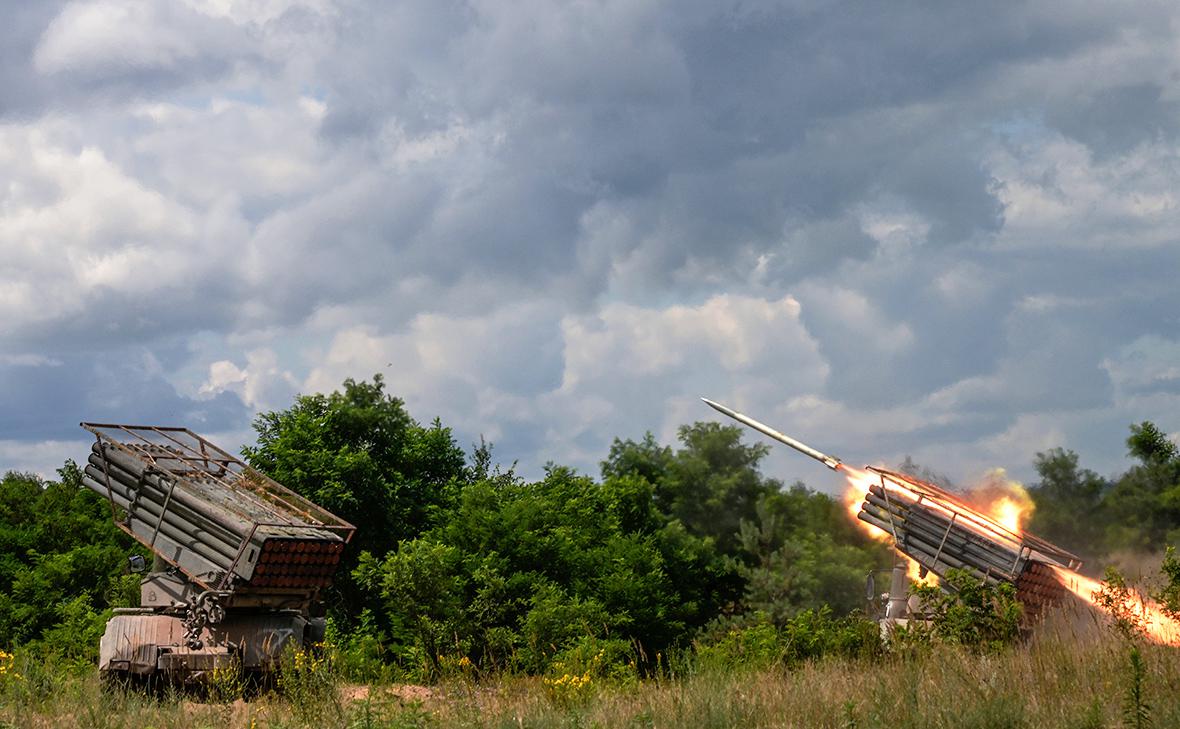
{"left": 3, "top": 0, "right": 1179, "bottom": 492}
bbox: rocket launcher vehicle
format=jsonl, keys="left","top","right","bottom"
{"left": 79, "top": 423, "right": 357, "bottom": 683}
{"left": 701, "top": 398, "right": 1082, "bottom": 615}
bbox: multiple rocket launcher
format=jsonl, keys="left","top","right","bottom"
{"left": 79, "top": 423, "right": 356, "bottom": 679}
{"left": 701, "top": 398, "right": 1080, "bottom": 614}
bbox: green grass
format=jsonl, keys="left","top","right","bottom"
{"left": 1, "top": 626, "right": 1177, "bottom": 728}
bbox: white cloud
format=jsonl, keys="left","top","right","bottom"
{"left": 0, "top": 439, "right": 89, "bottom": 480}
{"left": 989, "top": 132, "right": 1180, "bottom": 250}
{"left": 562, "top": 294, "right": 826, "bottom": 386}
{"left": 6, "top": 0, "right": 1180, "bottom": 491}
{"left": 1103, "top": 336, "right": 1180, "bottom": 397}
{"left": 0, "top": 125, "right": 205, "bottom": 332}
{"left": 34, "top": 0, "right": 237, "bottom": 76}
{"left": 297, "top": 294, "right": 828, "bottom": 476}
{"left": 199, "top": 348, "right": 297, "bottom": 410}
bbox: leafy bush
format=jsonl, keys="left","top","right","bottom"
{"left": 549, "top": 636, "right": 638, "bottom": 684}
{"left": 0, "top": 468, "right": 141, "bottom": 654}
{"left": 542, "top": 637, "right": 638, "bottom": 707}
{"left": 910, "top": 569, "right": 1022, "bottom": 651}
{"left": 1153, "top": 545, "right": 1180, "bottom": 620}
{"left": 37, "top": 594, "right": 108, "bottom": 664}
{"left": 694, "top": 622, "right": 783, "bottom": 672}
{"left": 1096, "top": 566, "right": 1146, "bottom": 641}
{"left": 779, "top": 608, "right": 882, "bottom": 665}
{"left": 695, "top": 608, "right": 882, "bottom": 673}
{"left": 327, "top": 612, "right": 405, "bottom": 684}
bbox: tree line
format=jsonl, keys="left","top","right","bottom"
{"left": 0, "top": 375, "right": 1175, "bottom": 676}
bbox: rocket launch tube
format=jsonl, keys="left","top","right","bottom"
{"left": 81, "top": 474, "right": 228, "bottom": 582}
{"left": 863, "top": 487, "right": 1024, "bottom": 566}
{"left": 859, "top": 501, "right": 1022, "bottom": 579}
{"left": 82, "top": 464, "right": 243, "bottom": 561}
{"left": 700, "top": 398, "right": 842, "bottom": 470}
{"left": 860, "top": 496, "right": 1023, "bottom": 577}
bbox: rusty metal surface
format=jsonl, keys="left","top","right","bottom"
{"left": 100, "top": 611, "right": 311, "bottom": 674}
{"left": 101, "top": 612, "right": 187, "bottom": 674}
{"left": 81, "top": 423, "right": 354, "bottom": 538}
{"left": 858, "top": 466, "right": 1082, "bottom": 591}
{"left": 1014, "top": 560, "right": 1071, "bottom": 618}
{"left": 868, "top": 466, "right": 1082, "bottom": 570}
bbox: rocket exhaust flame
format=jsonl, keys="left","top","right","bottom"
{"left": 1048, "top": 565, "right": 1180, "bottom": 646}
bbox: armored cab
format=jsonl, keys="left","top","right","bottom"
{"left": 79, "top": 423, "right": 355, "bottom": 684}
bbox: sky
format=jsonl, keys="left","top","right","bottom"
{"left": 2, "top": 0, "right": 1179, "bottom": 493}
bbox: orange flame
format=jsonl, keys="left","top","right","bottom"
{"left": 839, "top": 464, "right": 889, "bottom": 542}
{"left": 839, "top": 464, "right": 936, "bottom": 585}
{"left": 971, "top": 469, "right": 1034, "bottom": 534}
{"left": 1049, "top": 565, "right": 1180, "bottom": 646}
{"left": 990, "top": 496, "right": 1027, "bottom": 533}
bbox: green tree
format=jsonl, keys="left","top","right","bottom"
{"left": 362, "top": 539, "right": 467, "bottom": 677}
{"left": 910, "top": 569, "right": 1022, "bottom": 651}
{"left": 735, "top": 485, "right": 888, "bottom": 621}
{"left": 1102, "top": 422, "right": 1180, "bottom": 551}
{"left": 663, "top": 422, "right": 775, "bottom": 554}
{"left": 243, "top": 375, "right": 468, "bottom": 621}
{"left": 1127, "top": 421, "right": 1178, "bottom": 465}
{"left": 363, "top": 463, "right": 730, "bottom": 674}
{"left": 0, "top": 466, "right": 140, "bottom": 653}
{"left": 1028, "top": 448, "right": 1109, "bottom": 561}
{"left": 601, "top": 432, "right": 674, "bottom": 487}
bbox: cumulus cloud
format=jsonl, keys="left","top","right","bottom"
{"left": 295, "top": 294, "right": 824, "bottom": 476}
{"left": 4, "top": 0, "right": 1180, "bottom": 487}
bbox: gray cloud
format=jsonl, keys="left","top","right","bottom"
{"left": 3, "top": 0, "right": 1180, "bottom": 488}
{"left": 0, "top": 353, "right": 247, "bottom": 442}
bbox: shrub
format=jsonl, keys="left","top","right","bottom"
{"left": 1096, "top": 566, "right": 1145, "bottom": 641}
{"left": 694, "top": 609, "right": 882, "bottom": 673}
{"left": 910, "top": 569, "right": 1022, "bottom": 651}
{"left": 549, "top": 636, "right": 638, "bottom": 684}
{"left": 694, "top": 622, "right": 783, "bottom": 672}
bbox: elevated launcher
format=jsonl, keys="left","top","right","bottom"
{"left": 855, "top": 465, "right": 1078, "bottom": 614}
{"left": 701, "top": 399, "right": 1079, "bottom": 615}
{"left": 79, "top": 423, "right": 355, "bottom": 681}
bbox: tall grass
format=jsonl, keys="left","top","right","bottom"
{"left": 1, "top": 619, "right": 1178, "bottom": 728}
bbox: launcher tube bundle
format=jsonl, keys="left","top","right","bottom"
{"left": 856, "top": 466, "right": 1080, "bottom": 613}
{"left": 81, "top": 423, "right": 354, "bottom": 598}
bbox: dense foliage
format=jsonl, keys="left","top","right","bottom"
{"left": 909, "top": 569, "right": 1023, "bottom": 651}
{"left": 1028, "top": 421, "right": 1180, "bottom": 559}
{"left": 0, "top": 464, "right": 142, "bottom": 659}
{"left": 0, "top": 374, "right": 1177, "bottom": 679}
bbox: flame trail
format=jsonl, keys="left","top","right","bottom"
{"left": 1048, "top": 565, "right": 1180, "bottom": 646}
{"left": 968, "top": 469, "right": 1035, "bottom": 533}
{"left": 838, "top": 463, "right": 937, "bottom": 584}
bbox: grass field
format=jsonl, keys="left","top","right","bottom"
{"left": 0, "top": 617, "right": 1175, "bottom": 729}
